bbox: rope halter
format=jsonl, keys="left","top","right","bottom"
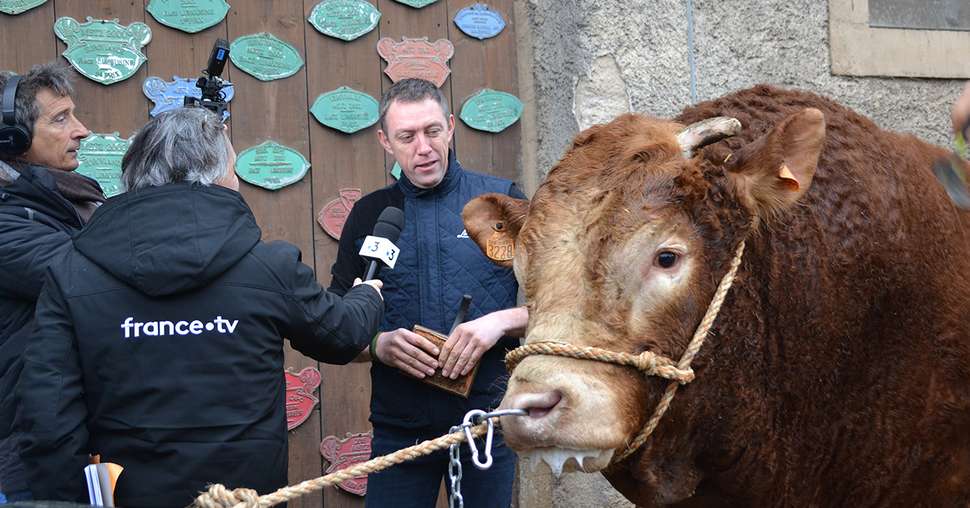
{"left": 503, "top": 240, "right": 746, "bottom": 463}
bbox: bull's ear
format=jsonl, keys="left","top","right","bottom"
{"left": 462, "top": 193, "right": 530, "bottom": 268}
{"left": 729, "top": 108, "right": 826, "bottom": 213}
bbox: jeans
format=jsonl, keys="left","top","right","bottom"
{"left": 365, "top": 426, "right": 516, "bottom": 508}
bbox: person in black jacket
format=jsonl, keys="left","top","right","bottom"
{"left": 0, "top": 63, "right": 103, "bottom": 503}
{"left": 16, "top": 107, "right": 384, "bottom": 507}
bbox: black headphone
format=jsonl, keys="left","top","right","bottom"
{"left": 0, "top": 75, "right": 31, "bottom": 157}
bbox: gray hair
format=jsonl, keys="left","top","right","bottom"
{"left": 122, "top": 107, "right": 231, "bottom": 191}
{"left": 378, "top": 78, "right": 449, "bottom": 132}
{"left": 0, "top": 62, "right": 75, "bottom": 161}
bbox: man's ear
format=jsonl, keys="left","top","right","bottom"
{"left": 728, "top": 108, "right": 826, "bottom": 215}
{"left": 377, "top": 128, "right": 393, "bottom": 155}
{"left": 462, "top": 193, "right": 530, "bottom": 268}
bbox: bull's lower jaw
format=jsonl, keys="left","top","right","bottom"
{"left": 520, "top": 448, "right": 615, "bottom": 477}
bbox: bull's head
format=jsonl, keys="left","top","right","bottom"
{"left": 463, "top": 108, "right": 825, "bottom": 505}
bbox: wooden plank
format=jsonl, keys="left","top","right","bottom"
{"left": 446, "top": 0, "right": 520, "bottom": 183}
{"left": 0, "top": 2, "right": 57, "bottom": 73}
{"left": 224, "top": 3, "right": 321, "bottom": 507}
{"left": 303, "top": 0, "right": 385, "bottom": 506}
{"left": 52, "top": 1, "right": 148, "bottom": 138}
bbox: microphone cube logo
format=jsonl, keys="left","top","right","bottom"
{"left": 359, "top": 235, "right": 400, "bottom": 269}
{"left": 120, "top": 316, "right": 239, "bottom": 338}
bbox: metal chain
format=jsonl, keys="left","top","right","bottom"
{"left": 447, "top": 408, "right": 527, "bottom": 508}
{"left": 448, "top": 425, "right": 464, "bottom": 508}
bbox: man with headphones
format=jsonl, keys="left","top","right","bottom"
{"left": 0, "top": 62, "right": 103, "bottom": 503}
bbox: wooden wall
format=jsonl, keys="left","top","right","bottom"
{"left": 0, "top": 2, "right": 520, "bottom": 507}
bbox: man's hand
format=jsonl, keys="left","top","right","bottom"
{"left": 373, "top": 328, "right": 439, "bottom": 378}
{"left": 353, "top": 277, "right": 383, "bottom": 301}
{"left": 952, "top": 82, "right": 970, "bottom": 139}
{"left": 439, "top": 307, "right": 529, "bottom": 379}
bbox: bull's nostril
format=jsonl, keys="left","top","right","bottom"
{"left": 513, "top": 390, "right": 563, "bottom": 420}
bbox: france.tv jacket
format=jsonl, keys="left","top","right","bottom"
{"left": 17, "top": 183, "right": 383, "bottom": 507}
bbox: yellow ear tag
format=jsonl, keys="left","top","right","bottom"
{"left": 778, "top": 164, "right": 800, "bottom": 192}
{"left": 485, "top": 222, "right": 515, "bottom": 261}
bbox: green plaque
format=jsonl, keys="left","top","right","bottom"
{"left": 459, "top": 88, "right": 523, "bottom": 133}
{"left": 310, "top": 86, "right": 379, "bottom": 134}
{"left": 0, "top": 0, "right": 47, "bottom": 15}
{"left": 235, "top": 140, "right": 310, "bottom": 191}
{"left": 392, "top": 0, "right": 438, "bottom": 7}
{"left": 146, "top": 0, "right": 230, "bottom": 34}
{"left": 54, "top": 17, "right": 152, "bottom": 86}
{"left": 308, "top": 0, "right": 381, "bottom": 42}
{"left": 229, "top": 32, "right": 304, "bottom": 81}
{"left": 390, "top": 161, "right": 401, "bottom": 180}
{"left": 76, "top": 132, "right": 130, "bottom": 198}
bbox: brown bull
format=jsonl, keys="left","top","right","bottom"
{"left": 463, "top": 85, "right": 970, "bottom": 506}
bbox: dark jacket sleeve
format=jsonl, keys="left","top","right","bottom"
{"left": 0, "top": 212, "right": 73, "bottom": 300}
{"left": 275, "top": 243, "right": 383, "bottom": 365}
{"left": 328, "top": 207, "right": 369, "bottom": 297}
{"left": 16, "top": 269, "right": 89, "bottom": 502}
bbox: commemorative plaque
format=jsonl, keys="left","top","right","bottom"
{"left": 76, "top": 132, "right": 129, "bottom": 198}
{"left": 317, "top": 188, "right": 361, "bottom": 240}
{"left": 308, "top": 0, "right": 381, "bottom": 42}
{"left": 459, "top": 88, "right": 523, "bottom": 133}
{"left": 377, "top": 37, "right": 454, "bottom": 87}
{"left": 285, "top": 366, "right": 321, "bottom": 431}
{"left": 390, "top": 161, "right": 401, "bottom": 180}
{"left": 0, "top": 0, "right": 47, "bottom": 15}
{"left": 143, "top": 75, "right": 234, "bottom": 119}
{"left": 234, "top": 141, "right": 311, "bottom": 191}
{"left": 320, "top": 432, "right": 372, "bottom": 496}
{"left": 229, "top": 32, "right": 304, "bottom": 81}
{"left": 453, "top": 3, "right": 506, "bottom": 40}
{"left": 146, "top": 0, "right": 230, "bottom": 34}
{"left": 392, "top": 0, "right": 437, "bottom": 7}
{"left": 54, "top": 17, "right": 152, "bottom": 85}
{"left": 310, "top": 86, "right": 379, "bottom": 134}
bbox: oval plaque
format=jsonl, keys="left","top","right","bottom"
{"left": 317, "top": 188, "right": 361, "bottom": 240}
{"left": 454, "top": 3, "right": 506, "bottom": 40}
{"left": 310, "top": 86, "right": 379, "bottom": 134}
{"left": 76, "top": 132, "right": 130, "bottom": 198}
{"left": 54, "top": 17, "right": 152, "bottom": 86}
{"left": 143, "top": 75, "right": 234, "bottom": 120}
{"left": 459, "top": 88, "right": 523, "bottom": 133}
{"left": 285, "top": 367, "right": 321, "bottom": 431}
{"left": 308, "top": 0, "right": 381, "bottom": 42}
{"left": 376, "top": 37, "right": 454, "bottom": 88}
{"left": 146, "top": 0, "right": 230, "bottom": 34}
{"left": 235, "top": 141, "right": 310, "bottom": 191}
{"left": 392, "top": 0, "right": 437, "bottom": 7}
{"left": 0, "top": 0, "right": 47, "bottom": 15}
{"left": 229, "top": 32, "right": 304, "bottom": 81}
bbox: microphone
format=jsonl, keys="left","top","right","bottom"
{"left": 361, "top": 207, "right": 404, "bottom": 280}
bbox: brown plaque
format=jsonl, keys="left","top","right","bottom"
{"left": 376, "top": 37, "right": 454, "bottom": 88}
{"left": 317, "top": 188, "right": 362, "bottom": 240}
{"left": 413, "top": 324, "right": 479, "bottom": 397}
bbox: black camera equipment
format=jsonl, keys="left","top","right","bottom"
{"left": 184, "top": 38, "right": 231, "bottom": 121}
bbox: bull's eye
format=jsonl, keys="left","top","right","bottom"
{"left": 655, "top": 250, "right": 679, "bottom": 269}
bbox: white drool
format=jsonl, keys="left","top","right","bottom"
{"left": 523, "top": 448, "right": 611, "bottom": 477}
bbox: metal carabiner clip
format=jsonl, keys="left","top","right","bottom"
{"left": 461, "top": 408, "right": 528, "bottom": 470}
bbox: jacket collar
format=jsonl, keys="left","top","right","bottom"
{"left": 397, "top": 150, "right": 462, "bottom": 199}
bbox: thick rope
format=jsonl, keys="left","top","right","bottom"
{"left": 506, "top": 342, "right": 695, "bottom": 384}
{"left": 503, "top": 240, "right": 746, "bottom": 463}
{"left": 192, "top": 423, "right": 488, "bottom": 508}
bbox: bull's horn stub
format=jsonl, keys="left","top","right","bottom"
{"left": 677, "top": 116, "right": 742, "bottom": 158}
